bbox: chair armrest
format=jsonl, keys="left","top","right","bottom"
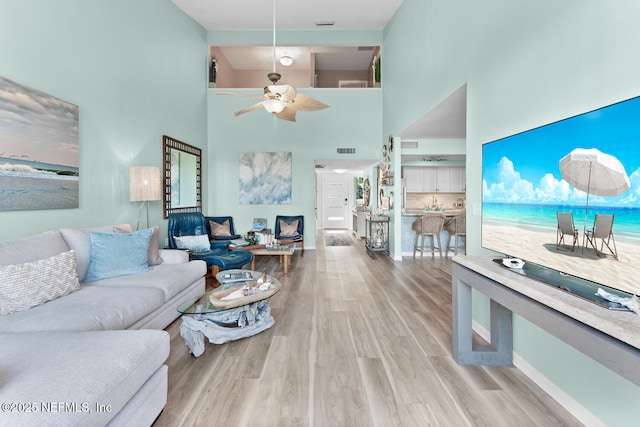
{"left": 158, "top": 249, "right": 189, "bottom": 264}
{"left": 210, "top": 240, "right": 229, "bottom": 250}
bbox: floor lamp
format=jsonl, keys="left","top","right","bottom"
{"left": 129, "top": 166, "right": 161, "bottom": 230}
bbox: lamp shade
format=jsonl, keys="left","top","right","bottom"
{"left": 129, "top": 166, "right": 161, "bottom": 202}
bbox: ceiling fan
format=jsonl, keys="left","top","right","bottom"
{"left": 216, "top": 0, "right": 329, "bottom": 122}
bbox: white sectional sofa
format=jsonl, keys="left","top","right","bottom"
{"left": 0, "top": 224, "right": 207, "bottom": 427}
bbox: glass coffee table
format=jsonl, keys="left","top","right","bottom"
{"left": 177, "top": 270, "right": 281, "bottom": 357}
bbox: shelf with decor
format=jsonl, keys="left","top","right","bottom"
{"left": 365, "top": 213, "right": 390, "bottom": 256}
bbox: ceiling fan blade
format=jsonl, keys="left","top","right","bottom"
{"left": 288, "top": 93, "right": 330, "bottom": 112}
{"left": 217, "top": 91, "right": 267, "bottom": 100}
{"left": 234, "top": 102, "right": 265, "bottom": 116}
{"left": 273, "top": 107, "right": 297, "bottom": 122}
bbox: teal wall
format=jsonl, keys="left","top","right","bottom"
{"left": 0, "top": 0, "right": 207, "bottom": 242}
{"left": 207, "top": 89, "right": 382, "bottom": 249}
{"left": 383, "top": 0, "right": 640, "bottom": 425}
{"left": 206, "top": 30, "right": 383, "bottom": 249}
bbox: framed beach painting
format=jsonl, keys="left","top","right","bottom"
{"left": 239, "top": 152, "right": 292, "bottom": 205}
{"left": 0, "top": 76, "right": 79, "bottom": 211}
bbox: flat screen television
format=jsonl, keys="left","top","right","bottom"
{"left": 482, "top": 95, "right": 640, "bottom": 308}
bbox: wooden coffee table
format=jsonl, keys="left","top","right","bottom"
{"left": 230, "top": 243, "right": 295, "bottom": 273}
{"left": 249, "top": 243, "right": 296, "bottom": 273}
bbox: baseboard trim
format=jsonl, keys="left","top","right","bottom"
{"left": 471, "top": 320, "right": 605, "bottom": 427}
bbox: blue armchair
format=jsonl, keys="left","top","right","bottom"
{"left": 168, "top": 212, "right": 253, "bottom": 278}
{"left": 274, "top": 215, "right": 304, "bottom": 255}
{"left": 205, "top": 216, "right": 242, "bottom": 243}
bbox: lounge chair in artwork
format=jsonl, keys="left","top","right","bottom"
{"left": 584, "top": 214, "right": 618, "bottom": 260}
{"left": 556, "top": 212, "right": 579, "bottom": 251}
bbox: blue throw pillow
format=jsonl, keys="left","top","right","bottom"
{"left": 83, "top": 228, "right": 153, "bottom": 282}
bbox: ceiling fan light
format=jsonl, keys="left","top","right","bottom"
{"left": 263, "top": 99, "right": 286, "bottom": 114}
{"left": 280, "top": 55, "right": 293, "bottom": 66}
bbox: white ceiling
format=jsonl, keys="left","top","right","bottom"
{"left": 399, "top": 84, "right": 467, "bottom": 140}
{"left": 171, "top": 0, "right": 405, "bottom": 31}
{"left": 172, "top": 0, "right": 467, "bottom": 172}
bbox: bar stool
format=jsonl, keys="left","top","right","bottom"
{"left": 412, "top": 215, "right": 445, "bottom": 258}
{"left": 444, "top": 215, "right": 466, "bottom": 256}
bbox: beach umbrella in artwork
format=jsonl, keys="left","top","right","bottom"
{"left": 559, "top": 147, "right": 630, "bottom": 226}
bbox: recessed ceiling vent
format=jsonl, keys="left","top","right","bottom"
{"left": 337, "top": 148, "right": 356, "bottom": 154}
{"left": 357, "top": 46, "right": 375, "bottom": 51}
{"left": 401, "top": 140, "right": 419, "bottom": 149}
{"left": 315, "top": 21, "right": 335, "bottom": 27}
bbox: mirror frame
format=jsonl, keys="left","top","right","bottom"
{"left": 162, "top": 135, "right": 202, "bottom": 219}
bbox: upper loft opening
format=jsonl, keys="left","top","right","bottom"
{"left": 209, "top": 45, "right": 381, "bottom": 89}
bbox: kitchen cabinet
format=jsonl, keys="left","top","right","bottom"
{"left": 448, "top": 167, "right": 466, "bottom": 192}
{"left": 404, "top": 166, "right": 466, "bottom": 192}
{"left": 404, "top": 167, "right": 424, "bottom": 192}
{"left": 422, "top": 168, "right": 437, "bottom": 191}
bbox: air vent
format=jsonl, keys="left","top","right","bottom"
{"left": 315, "top": 21, "right": 335, "bottom": 27}
{"left": 357, "top": 46, "right": 375, "bottom": 51}
{"left": 337, "top": 148, "right": 356, "bottom": 154}
{"left": 401, "top": 140, "right": 419, "bottom": 149}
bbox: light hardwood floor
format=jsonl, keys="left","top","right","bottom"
{"left": 154, "top": 231, "right": 582, "bottom": 427}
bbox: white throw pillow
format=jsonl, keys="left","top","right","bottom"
{"left": 174, "top": 235, "right": 211, "bottom": 254}
{"left": 0, "top": 250, "right": 80, "bottom": 315}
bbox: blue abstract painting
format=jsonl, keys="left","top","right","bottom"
{"left": 239, "top": 152, "right": 292, "bottom": 204}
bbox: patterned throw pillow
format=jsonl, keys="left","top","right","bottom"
{"left": 174, "top": 234, "right": 211, "bottom": 254}
{"left": 279, "top": 219, "right": 299, "bottom": 237}
{"left": 0, "top": 250, "right": 80, "bottom": 315}
{"left": 210, "top": 220, "right": 231, "bottom": 237}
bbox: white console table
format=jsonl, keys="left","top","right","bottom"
{"left": 452, "top": 257, "right": 640, "bottom": 386}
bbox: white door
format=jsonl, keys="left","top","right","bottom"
{"left": 322, "top": 174, "right": 350, "bottom": 229}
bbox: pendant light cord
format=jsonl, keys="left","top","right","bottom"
{"left": 272, "top": 0, "right": 276, "bottom": 73}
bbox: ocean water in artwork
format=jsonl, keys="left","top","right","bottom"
{"left": 0, "top": 158, "right": 79, "bottom": 210}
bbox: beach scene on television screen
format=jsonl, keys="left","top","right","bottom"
{"left": 482, "top": 96, "right": 640, "bottom": 296}
{"left": 0, "top": 76, "right": 79, "bottom": 211}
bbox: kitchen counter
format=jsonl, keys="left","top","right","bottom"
{"left": 400, "top": 209, "right": 466, "bottom": 255}
{"left": 402, "top": 208, "right": 465, "bottom": 217}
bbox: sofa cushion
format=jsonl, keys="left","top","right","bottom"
{"left": 0, "top": 230, "right": 70, "bottom": 265}
{"left": 0, "top": 285, "right": 164, "bottom": 333}
{"left": 60, "top": 224, "right": 132, "bottom": 280}
{"left": 85, "top": 260, "right": 207, "bottom": 302}
{"left": 174, "top": 234, "right": 211, "bottom": 253}
{"left": 0, "top": 250, "right": 80, "bottom": 315}
{"left": 0, "top": 329, "right": 169, "bottom": 427}
{"left": 83, "top": 228, "right": 153, "bottom": 283}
